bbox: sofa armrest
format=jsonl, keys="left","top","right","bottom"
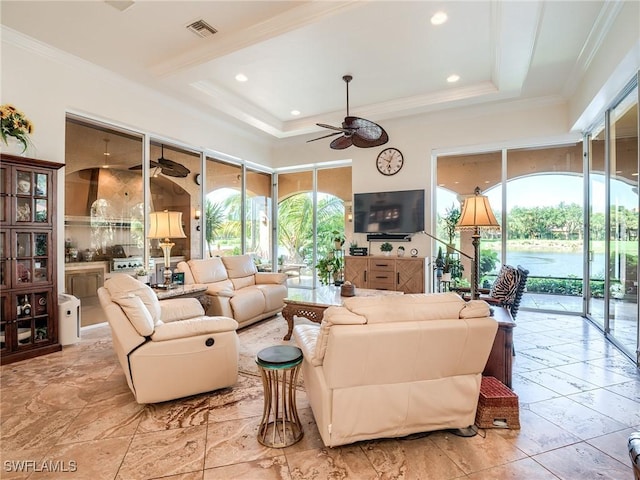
{"left": 205, "top": 283, "right": 236, "bottom": 297}
{"left": 159, "top": 298, "right": 205, "bottom": 322}
{"left": 255, "top": 272, "right": 287, "bottom": 285}
{"left": 293, "top": 324, "right": 321, "bottom": 365}
{"left": 151, "top": 316, "right": 238, "bottom": 341}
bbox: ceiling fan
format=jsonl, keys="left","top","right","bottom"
{"left": 129, "top": 144, "right": 190, "bottom": 178}
{"left": 307, "top": 75, "right": 389, "bottom": 150}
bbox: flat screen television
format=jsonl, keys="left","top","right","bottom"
{"left": 354, "top": 189, "right": 425, "bottom": 234}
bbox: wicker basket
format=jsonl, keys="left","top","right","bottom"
{"left": 475, "top": 376, "right": 520, "bottom": 429}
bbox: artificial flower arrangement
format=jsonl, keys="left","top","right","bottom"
{"left": 1, "top": 104, "right": 34, "bottom": 153}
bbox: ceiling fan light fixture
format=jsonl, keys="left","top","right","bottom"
{"left": 447, "top": 74, "right": 460, "bottom": 83}
{"left": 235, "top": 73, "right": 248, "bottom": 82}
{"left": 307, "top": 75, "right": 389, "bottom": 150}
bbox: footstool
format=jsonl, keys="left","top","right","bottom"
{"left": 255, "top": 345, "right": 304, "bottom": 448}
{"left": 475, "top": 376, "right": 520, "bottom": 429}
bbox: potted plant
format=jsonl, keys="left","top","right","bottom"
{"left": 441, "top": 205, "right": 461, "bottom": 253}
{"left": 332, "top": 230, "right": 345, "bottom": 250}
{"left": 0, "top": 104, "right": 34, "bottom": 154}
{"left": 316, "top": 252, "right": 343, "bottom": 285}
{"left": 136, "top": 268, "right": 150, "bottom": 284}
{"left": 435, "top": 246, "right": 445, "bottom": 278}
{"left": 380, "top": 242, "right": 393, "bottom": 256}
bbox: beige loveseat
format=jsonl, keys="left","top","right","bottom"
{"left": 176, "top": 255, "right": 288, "bottom": 328}
{"left": 98, "top": 274, "right": 239, "bottom": 404}
{"left": 293, "top": 293, "right": 498, "bottom": 447}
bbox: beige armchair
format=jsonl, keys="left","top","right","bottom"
{"left": 98, "top": 274, "right": 239, "bottom": 404}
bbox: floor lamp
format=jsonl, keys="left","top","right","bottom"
{"left": 148, "top": 210, "right": 186, "bottom": 287}
{"left": 456, "top": 187, "right": 500, "bottom": 299}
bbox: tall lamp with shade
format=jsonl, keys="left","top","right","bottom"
{"left": 148, "top": 210, "right": 186, "bottom": 287}
{"left": 456, "top": 187, "right": 500, "bottom": 299}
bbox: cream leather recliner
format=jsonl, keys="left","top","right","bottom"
{"left": 176, "top": 255, "right": 288, "bottom": 329}
{"left": 98, "top": 274, "right": 239, "bottom": 404}
{"left": 293, "top": 293, "right": 498, "bottom": 447}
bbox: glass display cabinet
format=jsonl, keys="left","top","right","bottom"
{"left": 0, "top": 153, "right": 63, "bottom": 364}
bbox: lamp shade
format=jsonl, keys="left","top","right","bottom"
{"left": 148, "top": 211, "right": 187, "bottom": 239}
{"left": 457, "top": 188, "right": 500, "bottom": 230}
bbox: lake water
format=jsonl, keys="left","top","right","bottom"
{"left": 503, "top": 251, "right": 606, "bottom": 278}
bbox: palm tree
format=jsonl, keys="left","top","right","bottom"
{"left": 205, "top": 200, "right": 225, "bottom": 255}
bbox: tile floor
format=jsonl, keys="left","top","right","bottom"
{"left": 1, "top": 309, "right": 639, "bottom": 479}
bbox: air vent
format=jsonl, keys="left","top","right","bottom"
{"left": 186, "top": 20, "right": 218, "bottom": 38}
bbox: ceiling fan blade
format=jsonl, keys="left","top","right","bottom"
{"left": 158, "top": 158, "right": 190, "bottom": 177}
{"left": 345, "top": 116, "right": 385, "bottom": 141}
{"left": 351, "top": 130, "right": 389, "bottom": 148}
{"left": 317, "top": 123, "right": 351, "bottom": 133}
{"left": 129, "top": 160, "right": 161, "bottom": 170}
{"left": 306, "top": 131, "right": 343, "bottom": 143}
{"left": 330, "top": 135, "right": 353, "bottom": 150}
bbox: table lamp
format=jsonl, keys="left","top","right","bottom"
{"left": 148, "top": 210, "right": 186, "bottom": 287}
{"left": 456, "top": 186, "right": 500, "bottom": 299}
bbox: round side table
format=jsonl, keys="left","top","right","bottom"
{"left": 255, "top": 345, "right": 304, "bottom": 448}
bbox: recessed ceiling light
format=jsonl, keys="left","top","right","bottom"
{"left": 235, "top": 73, "right": 248, "bottom": 82}
{"left": 447, "top": 74, "right": 460, "bottom": 83}
{"left": 290, "top": 110, "right": 300, "bottom": 116}
{"left": 431, "top": 11, "right": 448, "bottom": 25}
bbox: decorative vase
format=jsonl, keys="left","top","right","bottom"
{"left": 383, "top": 251, "right": 391, "bottom": 256}
{"left": 397, "top": 248, "right": 405, "bottom": 257}
{"left": 1, "top": 137, "right": 28, "bottom": 156}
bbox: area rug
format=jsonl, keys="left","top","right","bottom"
{"left": 237, "top": 314, "right": 317, "bottom": 386}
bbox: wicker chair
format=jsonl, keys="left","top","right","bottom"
{"left": 453, "top": 265, "right": 529, "bottom": 321}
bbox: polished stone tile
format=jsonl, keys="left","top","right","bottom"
{"left": 362, "top": 434, "right": 466, "bottom": 479}
{"left": 556, "top": 361, "right": 636, "bottom": 387}
{"left": 567, "top": 388, "right": 640, "bottom": 426}
{"left": 516, "top": 347, "right": 578, "bottom": 368}
{"left": 282, "top": 407, "right": 325, "bottom": 455}
{"left": 1, "top": 409, "right": 82, "bottom": 451}
{"left": 518, "top": 367, "right": 600, "bottom": 396}
{"left": 150, "top": 473, "right": 203, "bottom": 480}
{"left": 138, "top": 394, "right": 210, "bottom": 433}
{"left": 586, "top": 426, "right": 639, "bottom": 466}
{"left": 532, "top": 442, "right": 631, "bottom": 479}
{"left": 604, "top": 379, "right": 640, "bottom": 402}
{"left": 428, "top": 429, "right": 527, "bottom": 475}
{"left": 29, "top": 436, "right": 130, "bottom": 480}
{"left": 203, "top": 455, "right": 291, "bottom": 480}
{"left": 528, "top": 396, "right": 627, "bottom": 440}
{"left": 117, "top": 425, "right": 207, "bottom": 480}
{"left": 465, "top": 456, "right": 559, "bottom": 479}
{"left": 204, "top": 416, "right": 279, "bottom": 469}
{"left": 208, "top": 384, "right": 265, "bottom": 423}
{"left": 0, "top": 448, "right": 47, "bottom": 480}
{"left": 511, "top": 374, "right": 561, "bottom": 404}
{"left": 492, "top": 408, "right": 581, "bottom": 455}
{"left": 286, "top": 446, "right": 379, "bottom": 480}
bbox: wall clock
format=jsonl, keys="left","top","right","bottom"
{"left": 376, "top": 148, "right": 404, "bottom": 176}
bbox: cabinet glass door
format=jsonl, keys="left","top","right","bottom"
{"left": 14, "top": 231, "right": 51, "bottom": 286}
{"left": 13, "top": 168, "right": 50, "bottom": 225}
{"left": 0, "top": 165, "right": 7, "bottom": 223}
{"left": 0, "top": 294, "right": 8, "bottom": 352}
{"left": 0, "top": 231, "right": 6, "bottom": 289}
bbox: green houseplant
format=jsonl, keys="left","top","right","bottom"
{"left": 380, "top": 242, "right": 393, "bottom": 256}
{"left": 316, "top": 251, "right": 343, "bottom": 285}
{"left": 441, "top": 205, "right": 461, "bottom": 251}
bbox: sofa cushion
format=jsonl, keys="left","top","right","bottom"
{"left": 111, "top": 294, "right": 155, "bottom": 337}
{"left": 151, "top": 316, "right": 238, "bottom": 341}
{"left": 315, "top": 306, "right": 367, "bottom": 363}
{"left": 229, "top": 288, "right": 265, "bottom": 322}
{"left": 231, "top": 275, "right": 256, "bottom": 290}
{"left": 222, "top": 255, "right": 258, "bottom": 278}
{"left": 256, "top": 283, "right": 288, "bottom": 311}
{"left": 188, "top": 257, "right": 229, "bottom": 284}
{"left": 342, "top": 293, "right": 465, "bottom": 324}
{"left": 460, "top": 300, "right": 491, "bottom": 318}
{"left": 104, "top": 274, "right": 161, "bottom": 324}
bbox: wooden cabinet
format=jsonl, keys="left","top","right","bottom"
{"left": 344, "top": 256, "right": 426, "bottom": 293}
{"left": 65, "top": 268, "right": 104, "bottom": 301}
{"left": 1, "top": 154, "right": 63, "bottom": 364}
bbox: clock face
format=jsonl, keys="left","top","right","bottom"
{"left": 376, "top": 148, "right": 404, "bottom": 176}
{"left": 410, "top": 248, "right": 418, "bottom": 257}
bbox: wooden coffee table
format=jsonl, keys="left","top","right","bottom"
{"left": 282, "top": 285, "right": 403, "bottom": 340}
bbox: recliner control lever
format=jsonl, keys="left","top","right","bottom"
{"left": 205, "top": 338, "right": 215, "bottom": 347}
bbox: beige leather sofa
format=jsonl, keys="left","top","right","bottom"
{"left": 293, "top": 292, "right": 498, "bottom": 447}
{"left": 98, "top": 274, "right": 239, "bottom": 404}
{"left": 176, "top": 255, "right": 288, "bottom": 328}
